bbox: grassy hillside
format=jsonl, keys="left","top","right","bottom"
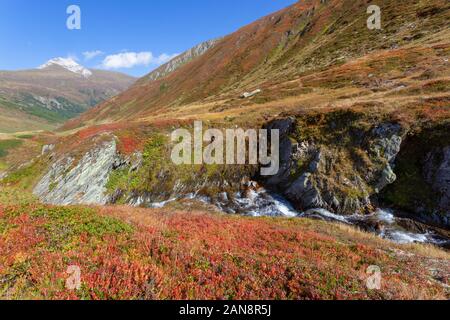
{"left": 0, "top": 67, "right": 135, "bottom": 133}
{"left": 63, "top": 0, "right": 449, "bottom": 128}
{"left": 0, "top": 100, "right": 57, "bottom": 133}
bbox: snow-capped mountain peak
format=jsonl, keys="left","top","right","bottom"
{"left": 38, "top": 57, "right": 92, "bottom": 78}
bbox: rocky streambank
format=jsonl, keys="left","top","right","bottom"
{"left": 28, "top": 111, "right": 450, "bottom": 245}
{"left": 260, "top": 116, "right": 402, "bottom": 215}
{"left": 256, "top": 112, "right": 450, "bottom": 231}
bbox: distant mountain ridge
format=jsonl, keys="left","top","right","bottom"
{"left": 38, "top": 57, "right": 93, "bottom": 78}
{"left": 139, "top": 38, "right": 222, "bottom": 83}
{"left": 0, "top": 59, "right": 135, "bottom": 132}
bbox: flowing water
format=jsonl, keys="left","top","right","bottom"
{"left": 147, "top": 185, "right": 449, "bottom": 247}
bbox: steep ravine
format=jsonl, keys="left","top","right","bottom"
{"left": 29, "top": 111, "right": 450, "bottom": 245}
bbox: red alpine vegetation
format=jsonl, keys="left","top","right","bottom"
{"left": 1, "top": 201, "right": 447, "bottom": 300}
{"left": 76, "top": 123, "right": 129, "bottom": 141}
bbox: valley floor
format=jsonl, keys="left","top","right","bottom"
{"left": 0, "top": 187, "right": 448, "bottom": 300}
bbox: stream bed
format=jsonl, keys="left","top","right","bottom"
{"left": 145, "top": 186, "right": 450, "bottom": 248}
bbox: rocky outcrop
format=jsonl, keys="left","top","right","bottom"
{"left": 28, "top": 111, "right": 448, "bottom": 233}
{"left": 370, "top": 123, "right": 403, "bottom": 192}
{"left": 41, "top": 144, "right": 55, "bottom": 155}
{"left": 261, "top": 117, "right": 404, "bottom": 215}
{"left": 240, "top": 89, "right": 262, "bottom": 99}
{"left": 141, "top": 38, "right": 222, "bottom": 82}
{"left": 286, "top": 172, "right": 325, "bottom": 209}
{"left": 34, "top": 140, "right": 118, "bottom": 205}
{"left": 370, "top": 123, "right": 403, "bottom": 164}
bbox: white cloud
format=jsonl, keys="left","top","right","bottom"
{"left": 155, "top": 53, "right": 179, "bottom": 64}
{"left": 83, "top": 50, "right": 104, "bottom": 60}
{"left": 102, "top": 52, "right": 151, "bottom": 69}
{"left": 101, "top": 51, "right": 179, "bottom": 69}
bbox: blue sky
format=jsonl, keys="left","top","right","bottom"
{"left": 0, "top": 0, "right": 297, "bottom": 77}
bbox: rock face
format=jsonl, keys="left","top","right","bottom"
{"left": 41, "top": 144, "right": 55, "bottom": 155}
{"left": 240, "top": 89, "right": 262, "bottom": 99}
{"left": 370, "top": 123, "right": 403, "bottom": 192}
{"left": 421, "top": 146, "right": 450, "bottom": 228}
{"left": 262, "top": 117, "right": 404, "bottom": 215}
{"left": 286, "top": 172, "right": 325, "bottom": 209}
{"left": 381, "top": 122, "right": 450, "bottom": 230}
{"left": 34, "top": 140, "right": 118, "bottom": 205}
{"left": 141, "top": 38, "right": 222, "bottom": 82}
{"left": 425, "top": 146, "right": 450, "bottom": 212}
{"left": 371, "top": 123, "right": 403, "bottom": 164}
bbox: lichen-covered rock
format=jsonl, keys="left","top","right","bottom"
{"left": 370, "top": 123, "right": 403, "bottom": 164}
{"left": 370, "top": 123, "right": 403, "bottom": 193}
{"left": 34, "top": 140, "right": 118, "bottom": 205}
{"left": 375, "top": 166, "right": 397, "bottom": 192}
{"left": 262, "top": 116, "right": 404, "bottom": 215}
{"left": 41, "top": 144, "right": 55, "bottom": 155}
{"left": 285, "top": 173, "right": 325, "bottom": 209}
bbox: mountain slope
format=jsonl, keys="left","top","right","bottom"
{"left": 0, "top": 1, "right": 449, "bottom": 300}
{"left": 139, "top": 38, "right": 222, "bottom": 83}
{"left": 0, "top": 59, "right": 135, "bottom": 132}
{"left": 65, "top": 0, "right": 449, "bottom": 128}
{"left": 44, "top": 0, "right": 449, "bottom": 234}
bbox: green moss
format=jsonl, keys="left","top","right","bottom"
{"left": 143, "top": 134, "right": 166, "bottom": 162}
{"left": 0, "top": 139, "right": 23, "bottom": 158}
{"left": 0, "top": 161, "right": 7, "bottom": 171}
{"left": 31, "top": 206, "right": 134, "bottom": 251}
{"left": 106, "top": 168, "right": 127, "bottom": 192}
{"left": 105, "top": 128, "right": 257, "bottom": 202}
{"left": 1, "top": 160, "right": 46, "bottom": 191}
{"left": 48, "top": 181, "right": 57, "bottom": 192}
{"left": 382, "top": 123, "right": 449, "bottom": 213}
{"left": 293, "top": 109, "right": 382, "bottom": 147}
{"left": 345, "top": 187, "right": 367, "bottom": 200}
{"left": 289, "top": 157, "right": 312, "bottom": 183}
{"left": 15, "top": 134, "right": 34, "bottom": 140}
{"left": 106, "top": 134, "right": 169, "bottom": 197}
